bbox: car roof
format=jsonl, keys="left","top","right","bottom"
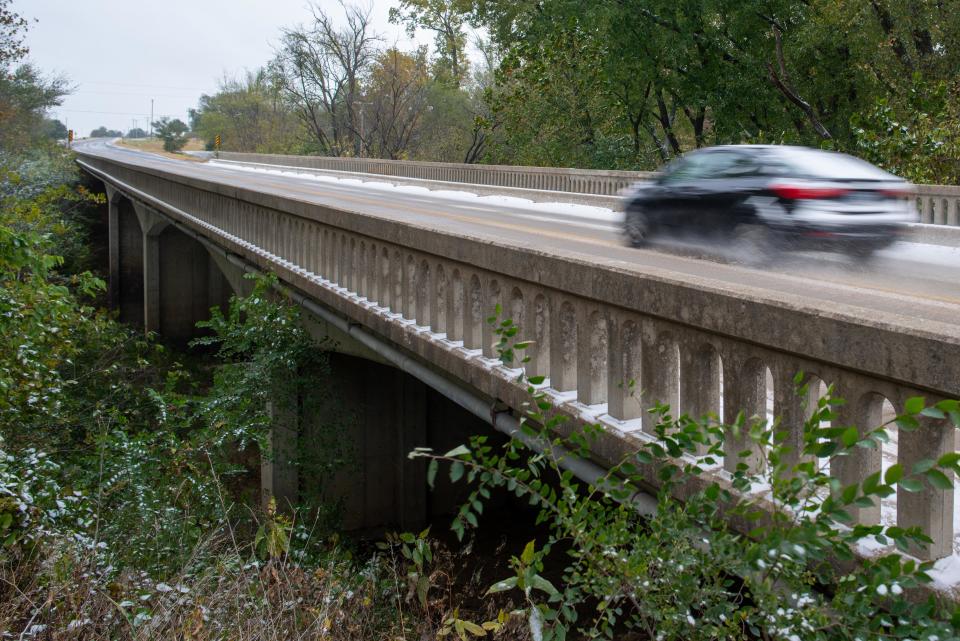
{"left": 685, "top": 145, "right": 901, "bottom": 181}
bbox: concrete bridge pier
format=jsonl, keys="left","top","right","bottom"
{"left": 260, "top": 313, "right": 497, "bottom": 535}
{"left": 106, "top": 191, "right": 234, "bottom": 343}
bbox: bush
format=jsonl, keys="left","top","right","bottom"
{"left": 412, "top": 310, "right": 960, "bottom": 640}
{"left": 151, "top": 117, "right": 190, "bottom": 153}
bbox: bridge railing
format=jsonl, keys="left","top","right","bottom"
{"left": 79, "top": 152, "right": 960, "bottom": 562}
{"left": 217, "top": 151, "right": 960, "bottom": 226}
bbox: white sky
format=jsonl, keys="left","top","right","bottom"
{"left": 21, "top": 0, "right": 429, "bottom": 137}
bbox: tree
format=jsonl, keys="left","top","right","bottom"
{"left": 151, "top": 117, "right": 189, "bottom": 152}
{"left": 42, "top": 117, "right": 67, "bottom": 140}
{"left": 273, "top": 1, "right": 380, "bottom": 156}
{"left": 0, "top": 64, "right": 71, "bottom": 150}
{"left": 126, "top": 127, "right": 148, "bottom": 138}
{"left": 191, "top": 69, "right": 303, "bottom": 153}
{"left": 362, "top": 47, "right": 432, "bottom": 159}
{"left": 90, "top": 126, "right": 123, "bottom": 138}
{"left": 389, "top": 0, "right": 471, "bottom": 86}
{"left": 0, "top": 0, "right": 29, "bottom": 68}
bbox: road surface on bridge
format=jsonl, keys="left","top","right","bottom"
{"left": 77, "top": 138, "right": 960, "bottom": 332}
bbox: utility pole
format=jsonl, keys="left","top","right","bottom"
{"left": 150, "top": 98, "right": 154, "bottom": 137}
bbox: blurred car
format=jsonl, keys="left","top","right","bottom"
{"left": 622, "top": 145, "right": 917, "bottom": 260}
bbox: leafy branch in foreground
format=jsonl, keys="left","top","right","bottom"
{"left": 412, "top": 308, "right": 960, "bottom": 641}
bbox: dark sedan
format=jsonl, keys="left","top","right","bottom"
{"left": 622, "top": 145, "right": 917, "bottom": 260}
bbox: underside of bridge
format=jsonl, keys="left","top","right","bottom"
{"left": 103, "top": 184, "right": 495, "bottom": 534}
{"left": 107, "top": 186, "right": 235, "bottom": 342}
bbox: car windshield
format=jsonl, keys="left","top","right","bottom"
{"left": 773, "top": 148, "right": 898, "bottom": 181}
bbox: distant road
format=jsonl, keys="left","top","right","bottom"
{"left": 75, "top": 138, "right": 960, "bottom": 331}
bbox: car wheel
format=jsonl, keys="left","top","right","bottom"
{"left": 734, "top": 223, "right": 773, "bottom": 266}
{"left": 625, "top": 210, "right": 652, "bottom": 247}
{"left": 849, "top": 245, "right": 877, "bottom": 266}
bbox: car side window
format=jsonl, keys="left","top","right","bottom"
{"left": 660, "top": 151, "right": 744, "bottom": 183}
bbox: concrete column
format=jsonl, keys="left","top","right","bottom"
{"left": 105, "top": 186, "right": 121, "bottom": 310}
{"left": 133, "top": 204, "right": 169, "bottom": 335}
{"left": 723, "top": 357, "right": 766, "bottom": 475}
{"left": 525, "top": 293, "right": 550, "bottom": 380}
{"left": 481, "top": 280, "right": 501, "bottom": 358}
{"left": 679, "top": 342, "right": 721, "bottom": 423}
{"left": 445, "top": 271, "right": 463, "bottom": 342}
{"left": 549, "top": 298, "right": 577, "bottom": 391}
{"left": 262, "top": 386, "right": 300, "bottom": 514}
{"left": 397, "top": 370, "right": 427, "bottom": 530}
{"left": 607, "top": 319, "right": 642, "bottom": 421}
{"left": 898, "top": 412, "right": 954, "bottom": 559}
{"left": 576, "top": 309, "right": 607, "bottom": 406}
{"left": 772, "top": 368, "right": 817, "bottom": 472}
{"left": 640, "top": 326, "right": 678, "bottom": 434}
{"left": 831, "top": 381, "right": 882, "bottom": 525}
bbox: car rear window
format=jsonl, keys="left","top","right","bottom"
{"left": 774, "top": 148, "right": 897, "bottom": 181}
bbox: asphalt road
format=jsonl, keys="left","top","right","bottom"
{"left": 76, "top": 138, "right": 960, "bottom": 332}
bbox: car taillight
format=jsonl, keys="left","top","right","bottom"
{"left": 770, "top": 184, "right": 849, "bottom": 200}
{"left": 879, "top": 187, "right": 914, "bottom": 199}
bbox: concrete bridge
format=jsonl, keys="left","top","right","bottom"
{"left": 76, "top": 141, "right": 960, "bottom": 567}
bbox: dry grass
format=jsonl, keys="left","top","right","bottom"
{"left": 116, "top": 137, "right": 207, "bottom": 162}
{"left": 0, "top": 523, "right": 532, "bottom": 640}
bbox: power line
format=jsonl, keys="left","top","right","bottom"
{"left": 73, "top": 90, "right": 201, "bottom": 99}
{"left": 74, "top": 80, "right": 209, "bottom": 92}
{"left": 53, "top": 108, "right": 179, "bottom": 117}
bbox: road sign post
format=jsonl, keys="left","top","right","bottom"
{"left": 215, "top": 134, "right": 221, "bottom": 159}
{"left": 67, "top": 129, "right": 73, "bottom": 148}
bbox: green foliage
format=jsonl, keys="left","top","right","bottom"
{"left": 90, "top": 125, "right": 123, "bottom": 138}
{"left": 852, "top": 77, "right": 960, "bottom": 184}
{"left": 151, "top": 116, "right": 190, "bottom": 152}
{"left": 412, "top": 310, "right": 960, "bottom": 640}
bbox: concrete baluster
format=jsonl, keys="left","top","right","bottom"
{"left": 773, "top": 367, "right": 820, "bottom": 471}
{"left": 831, "top": 383, "right": 884, "bottom": 525}
{"left": 525, "top": 293, "right": 551, "bottom": 379}
{"left": 416, "top": 260, "right": 431, "bottom": 326}
{"left": 391, "top": 250, "right": 403, "bottom": 313}
{"left": 445, "top": 270, "right": 463, "bottom": 341}
{"left": 640, "top": 325, "right": 680, "bottom": 433}
{"left": 723, "top": 356, "right": 767, "bottom": 474}
{"left": 431, "top": 264, "right": 446, "bottom": 334}
{"left": 577, "top": 309, "right": 609, "bottom": 406}
{"left": 549, "top": 299, "right": 578, "bottom": 392}
{"left": 897, "top": 402, "right": 955, "bottom": 560}
{"left": 481, "top": 279, "right": 501, "bottom": 358}
{"left": 463, "top": 274, "right": 483, "bottom": 349}
{"left": 608, "top": 318, "right": 643, "bottom": 421}
{"left": 679, "top": 341, "right": 722, "bottom": 423}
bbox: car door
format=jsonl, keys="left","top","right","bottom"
{"left": 651, "top": 152, "right": 715, "bottom": 235}
{"left": 688, "top": 152, "right": 763, "bottom": 237}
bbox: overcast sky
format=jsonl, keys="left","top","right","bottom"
{"left": 22, "top": 1, "right": 428, "bottom": 137}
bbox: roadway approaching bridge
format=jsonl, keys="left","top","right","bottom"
{"left": 75, "top": 140, "right": 960, "bottom": 571}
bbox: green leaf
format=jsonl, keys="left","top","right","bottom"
{"left": 427, "top": 460, "right": 438, "bottom": 489}
{"left": 521, "top": 539, "right": 536, "bottom": 565}
{"left": 529, "top": 574, "right": 560, "bottom": 597}
{"left": 904, "top": 396, "right": 925, "bottom": 415}
{"left": 444, "top": 445, "right": 471, "bottom": 458}
{"left": 841, "top": 426, "right": 859, "bottom": 447}
{"left": 926, "top": 469, "right": 953, "bottom": 490}
{"left": 920, "top": 407, "right": 946, "bottom": 419}
{"left": 885, "top": 464, "right": 903, "bottom": 485}
{"left": 900, "top": 478, "right": 923, "bottom": 492}
{"left": 912, "top": 458, "right": 935, "bottom": 475}
{"left": 486, "top": 576, "right": 518, "bottom": 594}
{"left": 450, "top": 461, "right": 465, "bottom": 483}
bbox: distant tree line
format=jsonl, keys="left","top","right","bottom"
{"left": 190, "top": 0, "right": 959, "bottom": 182}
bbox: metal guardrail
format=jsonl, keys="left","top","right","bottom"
{"left": 218, "top": 152, "right": 960, "bottom": 227}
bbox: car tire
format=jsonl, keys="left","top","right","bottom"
{"left": 625, "top": 210, "right": 652, "bottom": 247}
{"left": 734, "top": 223, "right": 773, "bottom": 266}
